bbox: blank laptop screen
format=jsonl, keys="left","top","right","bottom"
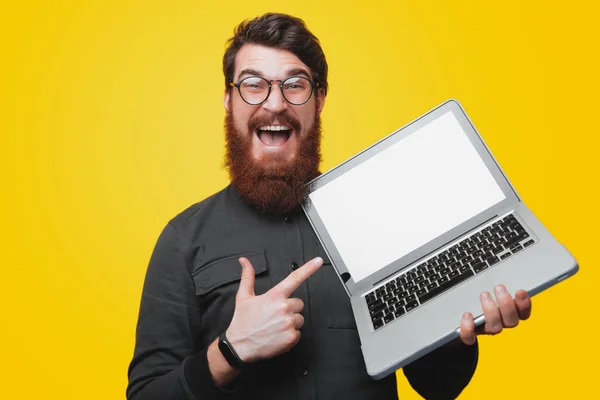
{"left": 309, "top": 111, "right": 506, "bottom": 283}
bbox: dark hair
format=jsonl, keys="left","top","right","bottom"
{"left": 223, "top": 13, "right": 328, "bottom": 94}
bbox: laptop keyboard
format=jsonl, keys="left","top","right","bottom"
{"left": 365, "top": 213, "right": 536, "bottom": 331}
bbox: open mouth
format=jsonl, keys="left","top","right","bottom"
{"left": 256, "top": 125, "right": 292, "bottom": 147}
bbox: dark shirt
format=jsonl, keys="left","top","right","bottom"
{"left": 127, "top": 185, "right": 478, "bottom": 400}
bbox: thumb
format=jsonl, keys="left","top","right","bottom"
{"left": 236, "top": 257, "right": 255, "bottom": 302}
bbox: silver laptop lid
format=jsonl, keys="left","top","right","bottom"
{"left": 302, "top": 99, "right": 521, "bottom": 297}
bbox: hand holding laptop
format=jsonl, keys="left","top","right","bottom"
{"left": 459, "top": 285, "right": 532, "bottom": 345}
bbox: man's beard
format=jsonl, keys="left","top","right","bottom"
{"left": 224, "top": 107, "right": 322, "bottom": 215}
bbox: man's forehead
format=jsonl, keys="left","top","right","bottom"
{"left": 233, "top": 44, "right": 311, "bottom": 80}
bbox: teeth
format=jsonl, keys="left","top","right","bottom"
{"left": 258, "top": 125, "right": 290, "bottom": 131}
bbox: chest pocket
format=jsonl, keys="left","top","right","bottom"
{"left": 315, "top": 243, "right": 358, "bottom": 330}
{"left": 192, "top": 250, "right": 272, "bottom": 335}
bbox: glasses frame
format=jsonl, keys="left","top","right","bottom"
{"left": 229, "top": 76, "right": 320, "bottom": 106}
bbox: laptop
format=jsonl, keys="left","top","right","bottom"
{"left": 302, "top": 99, "right": 579, "bottom": 379}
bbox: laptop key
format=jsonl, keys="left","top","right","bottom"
{"left": 500, "top": 252, "right": 512, "bottom": 260}
{"left": 394, "top": 308, "right": 405, "bottom": 318}
{"left": 372, "top": 310, "right": 384, "bottom": 321}
{"left": 504, "top": 233, "right": 529, "bottom": 248}
{"left": 405, "top": 301, "right": 419, "bottom": 312}
{"left": 523, "top": 239, "right": 535, "bottom": 247}
{"left": 486, "top": 256, "right": 500, "bottom": 266}
{"left": 458, "top": 264, "right": 470, "bottom": 274}
{"left": 462, "top": 255, "right": 474, "bottom": 264}
{"left": 369, "top": 302, "right": 386, "bottom": 315}
{"left": 472, "top": 261, "right": 488, "bottom": 273}
{"left": 373, "top": 318, "right": 384, "bottom": 330}
{"left": 510, "top": 244, "right": 523, "bottom": 253}
{"left": 509, "top": 221, "right": 522, "bottom": 231}
{"left": 383, "top": 313, "right": 395, "bottom": 324}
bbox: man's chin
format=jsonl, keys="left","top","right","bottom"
{"left": 253, "top": 160, "right": 296, "bottom": 179}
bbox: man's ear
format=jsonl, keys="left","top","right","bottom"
{"left": 316, "top": 88, "right": 326, "bottom": 115}
{"left": 224, "top": 88, "right": 231, "bottom": 112}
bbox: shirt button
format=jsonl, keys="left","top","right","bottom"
{"left": 284, "top": 215, "right": 292, "bottom": 223}
{"left": 291, "top": 262, "right": 299, "bottom": 271}
{"left": 300, "top": 367, "right": 309, "bottom": 377}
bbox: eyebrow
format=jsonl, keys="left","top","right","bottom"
{"left": 237, "top": 68, "right": 263, "bottom": 80}
{"left": 236, "top": 67, "right": 313, "bottom": 81}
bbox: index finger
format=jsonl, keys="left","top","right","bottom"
{"left": 271, "top": 257, "right": 324, "bottom": 298}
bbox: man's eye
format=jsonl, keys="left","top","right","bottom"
{"left": 284, "top": 83, "right": 305, "bottom": 90}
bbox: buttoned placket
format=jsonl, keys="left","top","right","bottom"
{"left": 282, "top": 212, "right": 317, "bottom": 399}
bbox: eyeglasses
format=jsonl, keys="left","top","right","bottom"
{"left": 229, "top": 76, "right": 320, "bottom": 106}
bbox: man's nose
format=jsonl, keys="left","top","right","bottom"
{"left": 261, "top": 85, "right": 288, "bottom": 114}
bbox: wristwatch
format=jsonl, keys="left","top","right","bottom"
{"left": 218, "top": 331, "right": 248, "bottom": 369}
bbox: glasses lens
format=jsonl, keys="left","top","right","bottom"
{"left": 282, "top": 77, "right": 313, "bottom": 105}
{"left": 239, "top": 77, "right": 269, "bottom": 104}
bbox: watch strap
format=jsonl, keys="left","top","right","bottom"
{"left": 218, "top": 331, "right": 247, "bottom": 369}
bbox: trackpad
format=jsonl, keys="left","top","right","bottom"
{"left": 427, "top": 273, "right": 493, "bottom": 336}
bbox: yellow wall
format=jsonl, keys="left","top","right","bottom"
{"left": 2, "top": 1, "right": 598, "bottom": 398}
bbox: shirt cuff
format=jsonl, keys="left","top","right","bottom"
{"left": 181, "top": 345, "right": 244, "bottom": 399}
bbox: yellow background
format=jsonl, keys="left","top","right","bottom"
{"left": 2, "top": 1, "right": 598, "bottom": 398}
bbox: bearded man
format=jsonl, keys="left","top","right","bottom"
{"left": 127, "top": 13, "right": 532, "bottom": 400}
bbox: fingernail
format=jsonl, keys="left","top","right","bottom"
{"left": 517, "top": 291, "right": 528, "bottom": 301}
{"left": 462, "top": 313, "right": 470, "bottom": 322}
{"left": 481, "top": 292, "right": 492, "bottom": 302}
{"left": 314, "top": 257, "right": 323, "bottom": 265}
{"left": 495, "top": 285, "right": 507, "bottom": 295}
